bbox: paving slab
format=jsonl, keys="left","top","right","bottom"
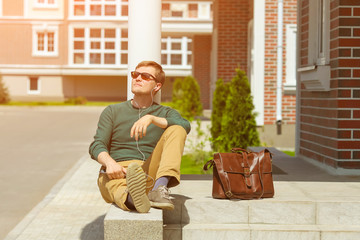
{"left": 4, "top": 156, "right": 110, "bottom": 240}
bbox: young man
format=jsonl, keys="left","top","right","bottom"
{"left": 89, "top": 61, "right": 191, "bottom": 213}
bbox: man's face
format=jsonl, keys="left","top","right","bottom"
{"left": 131, "top": 66, "right": 158, "bottom": 95}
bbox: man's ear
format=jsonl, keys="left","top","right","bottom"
{"left": 154, "top": 83, "right": 162, "bottom": 91}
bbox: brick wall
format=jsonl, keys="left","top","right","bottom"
{"left": 264, "top": 0, "right": 297, "bottom": 124}
{"left": 299, "top": 0, "right": 360, "bottom": 169}
{"left": 216, "top": 0, "right": 252, "bottom": 82}
{"left": 193, "top": 35, "right": 212, "bottom": 109}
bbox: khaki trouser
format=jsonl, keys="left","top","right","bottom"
{"left": 97, "top": 125, "right": 187, "bottom": 211}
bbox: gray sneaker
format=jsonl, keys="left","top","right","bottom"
{"left": 148, "top": 185, "right": 174, "bottom": 210}
{"left": 126, "top": 163, "right": 150, "bottom": 213}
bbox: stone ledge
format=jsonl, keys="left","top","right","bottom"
{"left": 164, "top": 224, "right": 360, "bottom": 240}
{"left": 104, "top": 204, "right": 163, "bottom": 240}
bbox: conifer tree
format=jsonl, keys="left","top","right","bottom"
{"left": 211, "top": 69, "right": 260, "bottom": 152}
{"left": 0, "top": 75, "right": 10, "bottom": 104}
{"left": 210, "top": 78, "right": 229, "bottom": 151}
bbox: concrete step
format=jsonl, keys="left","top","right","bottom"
{"left": 164, "top": 223, "right": 360, "bottom": 240}
{"left": 163, "top": 180, "right": 360, "bottom": 226}
{"left": 104, "top": 204, "right": 163, "bottom": 240}
{"left": 103, "top": 180, "right": 360, "bottom": 240}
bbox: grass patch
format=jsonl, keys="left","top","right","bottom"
{"left": 181, "top": 154, "right": 212, "bottom": 175}
{"left": 283, "top": 150, "right": 295, "bottom": 156}
{"left": 1, "top": 101, "right": 174, "bottom": 107}
{"left": 1, "top": 101, "right": 120, "bottom": 107}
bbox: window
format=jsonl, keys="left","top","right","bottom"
{"left": 72, "top": 0, "right": 128, "bottom": 18}
{"left": 35, "top": 0, "right": 57, "bottom": 8}
{"left": 73, "top": 28, "right": 85, "bottom": 64}
{"left": 120, "top": 29, "right": 128, "bottom": 64}
{"left": 70, "top": 28, "right": 190, "bottom": 68}
{"left": 161, "top": 2, "right": 212, "bottom": 20}
{"left": 72, "top": 27, "right": 128, "bottom": 66}
{"left": 188, "top": 4, "right": 198, "bottom": 18}
{"left": 316, "top": 0, "right": 330, "bottom": 65}
{"left": 299, "top": 0, "right": 330, "bottom": 91}
{"left": 306, "top": 0, "right": 330, "bottom": 66}
{"left": 28, "top": 77, "right": 40, "bottom": 94}
{"left": 171, "top": 4, "right": 186, "bottom": 18}
{"left": 32, "top": 25, "right": 58, "bottom": 56}
{"left": 161, "top": 37, "right": 192, "bottom": 68}
{"left": 285, "top": 24, "right": 297, "bottom": 91}
{"left": 162, "top": 3, "right": 170, "bottom": 17}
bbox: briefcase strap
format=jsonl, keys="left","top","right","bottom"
{"left": 213, "top": 153, "right": 233, "bottom": 198}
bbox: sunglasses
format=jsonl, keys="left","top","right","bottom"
{"left": 131, "top": 71, "right": 157, "bottom": 81}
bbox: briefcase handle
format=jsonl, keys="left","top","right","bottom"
{"left": 231, "top": 148, "right": 250, "bottom": 153}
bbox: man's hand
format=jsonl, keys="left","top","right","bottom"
{"left": 130, "top": 115, "right": 168, "bottom": 141}
{"left": 104, "top": 161, "right": 127, "bottom": 179}
{"left": 98, "top": 152, "right": 127, "bottom": 179}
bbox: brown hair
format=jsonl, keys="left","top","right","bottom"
{"left": 135, "top": 61, "right": 165, "bottom": 85}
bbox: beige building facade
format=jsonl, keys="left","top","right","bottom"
{"left": 0, "top": 0, "right": 212, "bottom": 102}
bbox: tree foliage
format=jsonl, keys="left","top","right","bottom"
{"left": 210, "top": 78, "right": 229, "bottom": 151}
{"left": 172, "top": 75, "right": 203, "bottom": 121}
{"left": 0, "top": 75, "right": 10, "bottom": 104}
{"left": 211, "top": 69, "right": 260, "bottom": 152}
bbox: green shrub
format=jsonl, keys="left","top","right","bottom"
{"left": 210, "top": 78, "right": 229, "bottom": 151}
{"left": 172, "top": 76, "right": 203, "bottom": 121}
{"left": 211, "top": 69, "right": 260, "bottom": 152}
{"left": 0, "top": 75, "right": 10, "bottom": 104}
{"left": 172, "top": 78, "right": 183, "bottom": 104}
{"left": 65, "top": 96, "right": 88, "bottom": 105}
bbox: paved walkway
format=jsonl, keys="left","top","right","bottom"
{"left": 5, "top": 147, "right": 360, "bottom": 240}
{"left": 0, "top": 106, "right": 104, "bottom": 239}
{"left": 5, "top": 155, "right": 109, "bottom": 240}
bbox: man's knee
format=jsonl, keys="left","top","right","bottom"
{"left": 164, "top": 125, "right": 187, "bottom": 138}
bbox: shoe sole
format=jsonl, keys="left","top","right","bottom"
{"left": 126, "top": 163, "right": 150, "bottom": 213}
{"left": 150, "top": 201, "right": 175, "bottom": 210}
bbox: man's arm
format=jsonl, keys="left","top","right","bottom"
{"left": 164, "top": 108, "right": 191, "bottom": 134}
{"left": 89, "top": 105, "right": 126, "bottom": 179}
{"left": 97, "top": 151, "right": 126, "bottom": 179}
{"left": 130, "top": 115, "right": 168, "bottom": 141}
{"left": 89, "top": 106, "right": 113, "bottom": 161}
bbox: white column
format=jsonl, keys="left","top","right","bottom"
{"left": 295, "top": 0, "right": 301, "bottom": 156}
{"left": 253, "top": 0, "right": 265, "bottom": 126}
{"left": 127, "top": 0, "right": 162, "bottom": 102}
{"left": 276, "top": 0, "right": 284, "bottom": 123}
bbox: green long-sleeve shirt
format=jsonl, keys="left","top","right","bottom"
{"left": 89, "top": 100, "right": 191, "bottom": 162}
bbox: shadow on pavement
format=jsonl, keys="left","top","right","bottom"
{"left": 80, "top": 214, "right": 105, "bottom": 240}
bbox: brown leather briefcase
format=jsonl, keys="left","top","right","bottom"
{"left": 203, "top": 148, "right": 275, "bottom": 199}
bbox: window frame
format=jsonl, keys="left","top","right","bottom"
{"left": 316, "top": 0, "right": 330, "bottom": 66}
{"left": 34, "top": 0, "right": 58, "bottom": 9}
{"left": 70, "top": 26, "right": 128, "bottom": 66}
{"left": 299, "top": 0, "right": 330, "bottom": 91}
{"left": 69, "top": 26, "right": 192, "bottom": 69}
{"left": 70, "top": 0, "right": 128, "bottom": 19}
{"left": 28, "top": 77, "right": 41, "bottom": 95}
{"left": 32, "top": 25, "right": 59, "bottom": 57}
{"left": 161, "top": 1, "right": 212, "bottom": 20}
{"left": 161, "top": 36, "right": 192, "bottom": 68}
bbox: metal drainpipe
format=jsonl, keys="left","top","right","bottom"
{"left": 276, "top": 0, "right": 284, "bottom": 135}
